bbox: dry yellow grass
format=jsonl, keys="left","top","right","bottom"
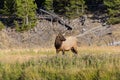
{"left": 0, "top": 46, "right": 120, "bottom": 63}
{"left": 78, "top": 46, "right": 120, "bottom": 54}
{"left": 0, "top": 48, "right": 55, "bottom": 63}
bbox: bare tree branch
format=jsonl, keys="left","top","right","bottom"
{"left": 39, "top": 9, "right": 72, "bottom": 30}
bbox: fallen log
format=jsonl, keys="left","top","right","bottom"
{"left": 39, "top": 9, "right": 72, "bottom": 30}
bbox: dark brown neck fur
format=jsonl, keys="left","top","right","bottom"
{"left": 54, "top": 33, "right": 66, "bottom": 49}
{"left": 54, "top": 37, "right": 62, "bottom": 49}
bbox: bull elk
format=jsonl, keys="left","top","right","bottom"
{"left": 54, "top": 33, "right": 78, "bottom": 55}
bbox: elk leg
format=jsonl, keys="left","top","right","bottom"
{"left": 62, "top": 50, "right": 65, "bottom": 55}
{"left": 56, "top": 50, "right": 60, "bottom": 55}
{"left": 71, "top": 47, "right": 78, "bottom": 54}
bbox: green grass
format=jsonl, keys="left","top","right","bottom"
{"left": 0, "top": 47, "right": 120, "bottom": 80}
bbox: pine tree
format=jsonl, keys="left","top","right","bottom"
{"left": 104, "top": 0, "right": 120, "bottom": 24}
{"left": 0, "top": 0, "right": 16, "bottom": 15}
{"left": 65, "top": 0, "right": 85, "bottom": 18}
{"left": 53, "top": 0, "right": 68, "bottom": 15}
{"left": 44, "top": 0, "right": 53, "bottom": 11}
{"left": 16, "top": 0, "right": 37, "bottom": 31}
{"left": 52, "top": 0, "right": 85, "bottom": 18}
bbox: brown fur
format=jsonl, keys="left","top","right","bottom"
{"left": 54, "top": 33, "right": 78, "bottom": 55}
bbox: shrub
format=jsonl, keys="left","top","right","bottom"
{"left": 0, "top": 21, "right": 5, "bottom": 30}
{"left": 108, "top": 17, "right": 120, "bottom": 24}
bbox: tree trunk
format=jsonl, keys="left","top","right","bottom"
{"left": 26, "top": 15, "right": 28, "bottom": 25}
{"left": 82, "top": 5, "right": 84, "bottom": 14}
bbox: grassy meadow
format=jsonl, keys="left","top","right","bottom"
{"left": 0, "top": 46, "right": 120, "bottom": 80}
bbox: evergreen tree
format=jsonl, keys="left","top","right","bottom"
{"left": 44, "top": 0, "right": 53, "bottom": 11}
{"left": 53, "top": 0, "right": 68, "bottom": 15}
{"left": 16, "top": 0, "right": 37, "bottom": 31}
{"left": 0, "top": 0, "right": 16, "bottom": 26}
{"left": 104, "top": 0, "right": 120, "bottom": 24}
{"left": 53, "top": 0, "right": 85, "bottom": 18}
{"left": 65, "top": 0, "right": 85, "bottom": 18}
{"left": 0, "top": 0, "right": 16, "bottom": 15}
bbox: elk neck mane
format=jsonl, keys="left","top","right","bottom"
{"left": 55, "top": 36, "right": 63, "bottom": 49}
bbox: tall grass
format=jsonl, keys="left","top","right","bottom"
{"left": 0, "top": 47, "right": 120, "bottom": 80}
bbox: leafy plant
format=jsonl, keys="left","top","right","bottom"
{"left": 0, "top": 21, "right": 5, "bottom": 30}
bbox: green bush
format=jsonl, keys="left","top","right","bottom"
{"left": 108, "top": 17, "right": 120, "bottom": 24}
{"left": 0, "top": 21, "right": 5, "bottom": 30}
